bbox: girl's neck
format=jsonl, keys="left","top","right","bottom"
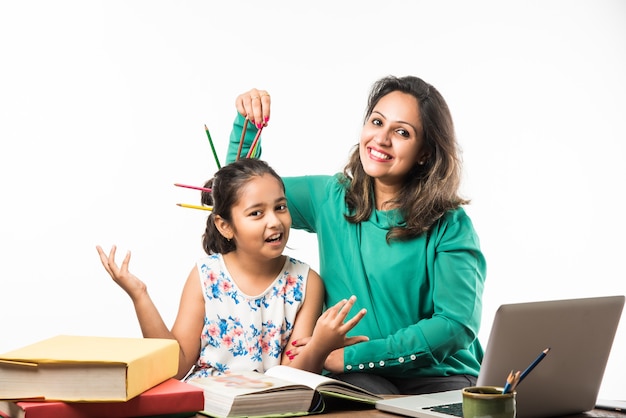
{"left": 222, "top": 252, "right": 286, "bottom": 295}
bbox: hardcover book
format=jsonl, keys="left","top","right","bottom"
{"left": 0, "top": 378, "right": 204, "bottom": 418}
{"left": 0, "top": 335, "right": 179, "bottom": 402}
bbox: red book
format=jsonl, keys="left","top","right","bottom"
{"left": 0, "top": 378, "right": 204, "bottom": 418}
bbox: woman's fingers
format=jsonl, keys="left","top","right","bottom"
{"left": 291, "top": 336, "right": 311, "bottom": 347}
{"left": 235, "top": 89, "right": 271, "bottom": 128}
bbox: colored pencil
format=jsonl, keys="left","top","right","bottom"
{"left": 176, "top": 203, "right": 213, "bottom": 211}
{"left": 510, "top": 347, "right": 550, "bottom": 392}
{"left": 502, "top": 370, "right": 515, "bottom": 394}
{"left": 246, "top": 125, "right": 263, "bottom": 159}
{"left": 236, "top": 118, "right": 249, "bottom": 160}
{"left": 174, "top": 183, "right": 212, "bottom": 193}
{"left": 204, "top": 124, "right": 221, "bottom": 169}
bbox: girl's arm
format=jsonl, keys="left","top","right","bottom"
{"left": 96, "top": 245, "right": 204, "bottom": 379}
{"left": 280, "top": 269, "right": 324, "bottom": 370}
{"left": 169, "top": 266, "right": 205, "bottom": 379}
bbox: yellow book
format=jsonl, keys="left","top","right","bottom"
{"left": 0, "top": 335, "right": 179, "bottom": 402}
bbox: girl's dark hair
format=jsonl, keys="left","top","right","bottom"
{"left": 201, "top": 158, "right": 285, "bottom": 255}
{"left": 343, "top": 75, "right": 467, "bottom": 242}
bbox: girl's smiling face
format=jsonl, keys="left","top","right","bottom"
{"left": 359, "top": 90, "right": 427, "bottom": 187}
{"left": 222, "top": 173, "right": 291, "bottom": 261}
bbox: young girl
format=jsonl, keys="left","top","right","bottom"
{"left": 96, "top": 158, "right": 367, "bottom": 380}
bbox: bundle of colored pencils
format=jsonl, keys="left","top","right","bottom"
{"left": 176, "top": 121, "right": 265, "bottom": 212}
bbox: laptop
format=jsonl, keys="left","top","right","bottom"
{"left": 375, "top": 295, "right": 625, "bottom": 418}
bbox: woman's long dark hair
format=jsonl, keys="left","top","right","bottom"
{"left": 201, "top": 158, "right": 285, "bottom": 255}
{"left": 343, "top": 75, "right": 467, "bottom": 242}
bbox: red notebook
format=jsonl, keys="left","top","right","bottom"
{"left": 0, "top": 378, "right": 204, "bottom": 418}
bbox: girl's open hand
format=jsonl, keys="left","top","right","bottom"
{"left": 96, "top": 245, "right": 147, "bottom": 301}
{"left": 312, "top": 296, "right": 367, "bottom": 348}
{"left": 285, "top": 296, "right": 368, "bottom": 371}
{"left": 298, "top": 296, "right": 368, "bottom": 358}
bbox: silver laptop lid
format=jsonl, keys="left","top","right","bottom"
{"left": 476, "top": 295, "right": 624, "bottom": 418}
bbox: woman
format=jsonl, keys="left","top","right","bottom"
{"left": 225, "top": 75, "right": 487, "bottom": 394}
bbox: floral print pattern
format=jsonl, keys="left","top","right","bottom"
{"left": 185, "top": 254, "right": 309, "bottom": 380}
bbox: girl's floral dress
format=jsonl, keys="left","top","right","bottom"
{"left": 184, "top": 253, "right": 310, "bottom": 380}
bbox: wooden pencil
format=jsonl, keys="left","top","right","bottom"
{"left": 176, "top": 203, "right": 213, "bottom": 211}
{"left": 204, "top": 124, "right": 221, "bottom": 169}
{"left": 236, "top": 118, "right": 248, "bottom": 160}
{"left": 174, "top": 183, "right": 212, "bottom": 193}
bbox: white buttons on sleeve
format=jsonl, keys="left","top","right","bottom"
{"left": 344, "top": 352, "right": 420, "bottom": 371}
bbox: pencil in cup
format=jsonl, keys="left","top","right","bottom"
{"left": 503, "top": 347, "right": 550, "bottom": 394}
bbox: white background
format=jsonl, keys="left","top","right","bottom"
{"left": 1, "top": 0, "right": 624, "bottom": 400}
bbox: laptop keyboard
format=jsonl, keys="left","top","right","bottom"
{"left": 426, "top": 402, "right": 464, "bottom": 417}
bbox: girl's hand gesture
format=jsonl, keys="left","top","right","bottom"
{"left": 310, "top": 296, "right": 368, "bottom": 351}
{"left": 287, "top": 296, "right": 368, "bottom": 373}
{"left": 96, "top": 245, "right": 147, "bottom": 301}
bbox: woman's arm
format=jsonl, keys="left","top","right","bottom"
{"left": 340, "top": 211, "right": 486, "bottom": 375}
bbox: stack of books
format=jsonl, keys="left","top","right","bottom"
{"left": 0, "top": 334, "right": 384, "bottom": 417}
{"left": 0, "top": 335, "right": 205, "bottom": 418}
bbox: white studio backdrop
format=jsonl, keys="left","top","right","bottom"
{"left": 1, "top": 0, "right": 624, "bottom": 400}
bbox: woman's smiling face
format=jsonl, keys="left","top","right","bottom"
{"left": 359, "top": 90, "right": 427, "bottom": 186}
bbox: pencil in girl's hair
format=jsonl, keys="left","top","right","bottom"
{"left": 174, "top": 183, "right": 212, "bottom": 193}
{"left": 176, "top": 203, "right": 213, "bottom": 211}
{"left": 511, "top": 347, "right": 551, "bottom": 391}
{"left": 204, "top": 124, "right": 221, "bottom": 169}
{"left": 236, "top": 118, "right": 248, "bottom": 160}
{"left": 502, "top": 370, "right": 515, "bottom": 394}
{"left": 246, "top": 125, "right": 263, "bottom": 159}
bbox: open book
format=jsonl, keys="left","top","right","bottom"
{"left": 187, "top": 365, "right": 383, "bottom": 417}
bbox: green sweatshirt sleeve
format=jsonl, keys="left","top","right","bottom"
{"left": 226, "top": 114, "right": 262, "bottom": 164}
